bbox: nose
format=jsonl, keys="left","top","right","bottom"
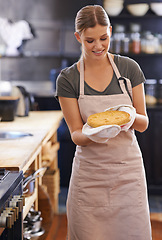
{"left": 94, "top": 40, "right": 102, "bottom": 50}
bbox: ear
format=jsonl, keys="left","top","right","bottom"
{"left": 109, "top": 26, "right": 112, "bottom": 37}
{"left": 74, "top": 32, "right": 81, "bottom": 43}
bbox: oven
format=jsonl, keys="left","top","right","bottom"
{"left": 0, "top": 169, "right": 23, "bottom": 240}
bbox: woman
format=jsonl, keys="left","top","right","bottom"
{"left": 56, "top": 5, "right": 152, "bottom": 240}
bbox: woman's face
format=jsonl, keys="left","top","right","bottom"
{"left": 75, "top": 24, "right": 112, "bottom": 60}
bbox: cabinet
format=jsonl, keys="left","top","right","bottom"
{"left": 109, "top": 9, "right": 162, "bottom": 79}
{"left": 0, "top": 111, "right": 63, "bottom": 219}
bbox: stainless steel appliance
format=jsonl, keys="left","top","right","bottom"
{"left": 0, "top": 169, "right": 23, "bottom": 240}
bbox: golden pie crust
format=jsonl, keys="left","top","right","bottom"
{"left": 87, "top": 110, "right": 131, "bottom": 128}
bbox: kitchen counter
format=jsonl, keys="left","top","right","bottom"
{"left": 0, "top": 110, "right": 63, "bottom": 236}
{"left": 0, "top": 111, "right": 63, "bottom": 172}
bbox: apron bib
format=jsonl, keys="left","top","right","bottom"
{"left": 66, "top": 53, "right": 152, "bottom": 240}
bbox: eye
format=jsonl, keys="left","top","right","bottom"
{"left": 86, "top": 40, "right": 94, "bottom": 43}
{"left": 101, "top": 37, "right": 108, "bottom": 41}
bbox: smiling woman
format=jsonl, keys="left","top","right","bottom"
{"left": 55, "top": 4, "right": 151, "bottom": 240}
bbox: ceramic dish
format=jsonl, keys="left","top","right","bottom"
{"left": 127, "top": 3, "right": 149, "bottom": 16}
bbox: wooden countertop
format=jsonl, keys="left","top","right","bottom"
{"left": 0, "top": 111, "right": 63, "bottom": 172}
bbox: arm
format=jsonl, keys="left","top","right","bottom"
{"left": 131, "top": 83, "right": 149, "bottom": 132}
{"left": 59, "top": 96, "right": 93, "bottom": 146}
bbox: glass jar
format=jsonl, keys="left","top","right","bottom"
{"left": 121, "top": 35, "right": 130, "bottom": 54}
{"left": 145, "top": 79, "right": 157, "bottom": 105}
{"left": 129, "top": 23, "right": 141, "bottom": 54}
{"left": 130, "top": 32, "right": 141, "bottom": 54}
{"left": 112, "top": 24, "right": 125, "bottom": 54}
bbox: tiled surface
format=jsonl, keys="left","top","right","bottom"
{"left": 59, "top": 187, "right": 162, "bottom": 214}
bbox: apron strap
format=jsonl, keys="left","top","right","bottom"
{"left": 124, "top": 77, "right": 133, "bottom": 98}
{"left": 118, "top": 77, "right": 133, "bottom": 101}
{"left": 80, "top": 57, "right": 84, "bottom": 96}
{"left": 108, "top": 52, "right": 133, "bottom": 100}
{"left": 107, "top": 52, "right": 121, "bottom": 79}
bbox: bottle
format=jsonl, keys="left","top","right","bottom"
{"left": 113, "top": 24, "right": 125, "bottom": 54}
{"left": 130, "top": 23, "right": 141, "bottom": 54}
{"left": 121, "top": 35, "right": 130, "bottom": 54}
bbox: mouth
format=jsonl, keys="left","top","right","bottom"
{"left": 92, "top": 49, "right": 105, "bottom": 55}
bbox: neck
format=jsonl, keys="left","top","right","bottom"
{"left": 83, "top": 53, "right": 111, "bottom": 70}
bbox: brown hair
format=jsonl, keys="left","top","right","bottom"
{"left": 75, "top": 5, "right": 110, "bottom": 34}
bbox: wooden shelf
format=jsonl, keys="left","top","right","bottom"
{"left": 110, "top": 52, "right": 162, "bottom": 58}
{"left": 23, "top": 189, "right": 37, "bottom": 219}
{"left": 1, "top": 52, "right": 80, "bottom": 59}
{"left": 109, "top": 8, "right": 162, "bottom": 19}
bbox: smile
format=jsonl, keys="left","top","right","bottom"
{"left": 92, "top": 50, "right": 104, "bottom": 55}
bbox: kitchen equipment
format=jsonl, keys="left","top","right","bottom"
{"left": 24, "top": 209, "right": 44, "bottom": 238}
{"left": 23, "top": 175, "right": 39, "bottom": 197}
{"left": 126, "top": 3, "right": 149, "bottom": 16}
{"left": 0, "top": 96, "right": 19, "bottom": 121}
{"left": 150, "top": 2, "right": 162, "bottom": 16}
{"left": 23, "top": 237, "right": 31, "bottom": 240}
{"left": 28, "top": 217, "right": 42, "bottom": 233}
{"left": 30, "top": 227, "right": 45, "bottom": 238}
{"left": 26, "top": 209, "right": 41, "bottom": 222}
{"left": 0, "top": 131, "right": 33, "bottom": 140}
{"left": 0, "top": 169, "right": 23, "bottom": 240}
{"left": 23, "top": 167, "right": 46, "bottom": 197}
{"left": 11, "top": 86, "right": 31, "bottom": 117}
{"left": 23, "top": 221, "right": 32, "bottom": 240}
{"left": 24, "top": 167, "right": 46, "bottom": 182}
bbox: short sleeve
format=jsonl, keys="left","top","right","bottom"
{"left": 55, "top": 65, "right": 79, "bottom": 99}
{"left": 126, "top": 57, "right": 146, "bottom": 88}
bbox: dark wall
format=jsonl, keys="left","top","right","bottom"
{"left": 0, "top": 0, "right": 102, "bottom": 82}
{"left": 52, "top": 0, "right": 102, "bottom": 20}
{"left": 0, "top": 0, "right": 102, "bottom": 21}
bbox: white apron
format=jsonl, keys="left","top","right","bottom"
{"left": 66, "top": 53, "right": 152, "bottom": 240}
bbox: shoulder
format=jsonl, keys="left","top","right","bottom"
{"left": 113, "top": 54, "right": 146, "bottom": 87}
{"left": 114, "top": 54, "right": 141, "bottom": 71}
{"left": 58, "top": 63, "right": 79, "bottom": 80}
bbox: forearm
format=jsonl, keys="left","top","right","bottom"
{"left": 131, "top": 113, "right": 149, "bottom": 133}
{"left": 71, "top": 129, "right": 93, "bottom": 146}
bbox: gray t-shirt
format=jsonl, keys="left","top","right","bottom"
{"left": 56, "top": 54, "right": 145, "bottom": 99}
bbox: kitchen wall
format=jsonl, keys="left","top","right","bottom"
{"left": 0, "top": 0, "right": 101, "bottom": 82}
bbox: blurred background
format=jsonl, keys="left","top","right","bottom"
{"left": 0, "top": 0, "right": 162, "bottom": 197}
{"left": 1, "top": 0, "right": 162, "bottom": 239}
